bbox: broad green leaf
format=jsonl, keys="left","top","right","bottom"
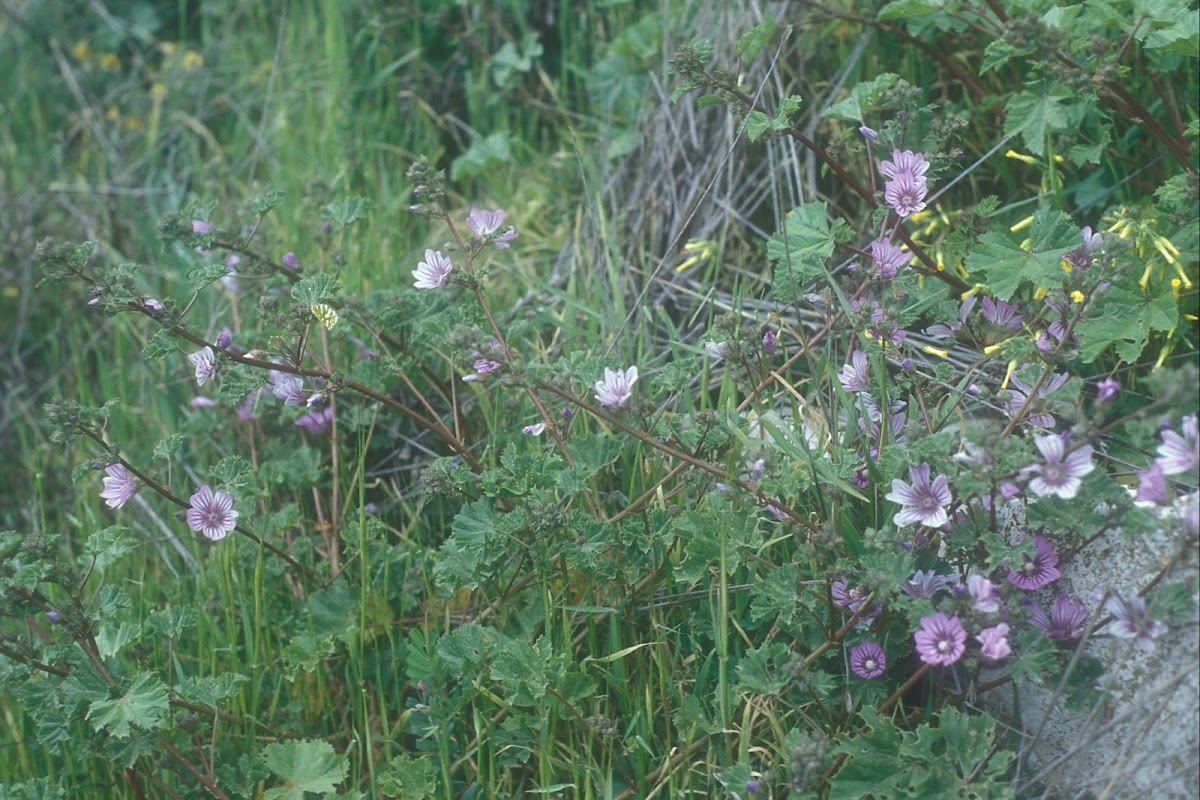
{"left": 1004, "top": 87, "right": 1070, "bottom": 156}
{"left": 823, "top": 74, "right": 899, "bottom": 121}
{"left": 290, "top": 273, "right": 340, "bottom": 306}
{"left": 736, "top": 17, "right": 777, "bottom": 60}
{"left": 1145, "top": 11, "right": 1199, "bottom": 55}
{"left": 377, "top": 754, "right": 437, "bottom": 800}
{"left": 963, "top": 210, "right": 1078, "bottom": 300}
{"left": 249, "top": 189, "right": 285, "bottom": 215}
{"left": 262, "top": 739, "right": 348, "bottom": 800}
{"left": 176, "top": 673, "right": 248, "bottom": 708}
{"left": 767, "top": 203, "right": 836, "bottom": 303}
{"left": 86, "top": 672, "right": 169, "bottom": 738}
{"left": 321, "top": 196, "right": 374, "bottom": 227}
{"left": 1076, "top": 286, "right": 1178, "bottom": 362}
{"left": 451, "top": 132, "right": 513, "bottom": 180}
{"left": 95, "top": 622, "right": 140, "bottom": 660}
{"left": 187, "top": 261, "right": 232, "bottom": 292}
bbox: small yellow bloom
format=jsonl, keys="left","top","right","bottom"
{"left": 1000, "top": 359, "right": 1018, "bottom": 391}
{"left": 159, "top": 41, "right": 178, "bottom": 57}
{"left": 1173, "top": 263, "right": 1193, "bottom": 289}
{"left": 1069, "top": 290, "right": 1085, "bottom": 304}
{"left": 311, "top": 304, "right": 338, "bottom": 330}
{"left": 105, "top": 105, "right": 120, "bottom": 123}
{"left": 1034, "top": 287, "right": 1048, "bottom": 301}
{"left": 150, "top": 82, "right": 167, "bottom": 99}
{"left": 182, "top": 50, "right": 204, "bottom": 70}
{"left": 922, "top": 345, "right": 948, "bottom": 359}
{"left": 99, "top": 53, "right": 120, "bottom": 71}
{"left": 1005, "top": 150, "right": 1037, "bottom": 165}
{"left": 1010, "top": 215, "right": 1034, "bottom": 233}
{"left": 72, "top": 40, "right": 93, "bottom": 63}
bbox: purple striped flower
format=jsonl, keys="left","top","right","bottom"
{"left": 1026, "top": 435, "right": 1094, "bottom": 499}
{"left": 1006, "top": 535, "right": 1061, "bottom": 590}
{"left": 412, "top": 249, "right": 454, "bottom": 289}
{"left": 886, "top": 464, "right": 952, "bottom": 528}
{"left": 99, "top": 464, "right": 140, "bottom": 509}
{"left": 1029, "top": 596, "right": 1088, "bottom": 647}
{"left": 849, "top": 641, "right": 887, "bottom": 680}
{"left": 977, "top": 623, "right": 1011, "bottom": 662}
{"left": 883, "top": 171, "right": 928, "bottom": 217}
{"left": 1156, "top": 415, "right": 1198, "bottom": 475}
{"left": 914, "top": 613, "right": 967, "bottom": 666}
{"left": 1103, "top": 592, "right": 1166, "bottom": 652}
{"left": 593, "top": 366, "right": 638, "bottom": 409}
{"left": 188, "top": 346, "right": 216, "bottom": 387}
{"left": 186, "top": 485, "right": 238, "bottom": 541}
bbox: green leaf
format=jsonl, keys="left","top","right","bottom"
{"left": 1004, "top": 86, "right": 1071, "bottom": 156}
{"left": 86, "top": 672, "right": 169, "bottom": 738}
{"left": 433, "top": 499, "right": 500, "bottom": 592}
{"left": 377, "top": 754, "right": 437, "bottom": 800}
{"left": 290, "top": 273, "right": 340, "bottom": 307}
{"left": 187, "top": 261, "right": 233, "bottom": 292}
{"left": 212, "top": 455, "right": 254, "bottom": 494}
{"left": 736, "top": 17, "right": 777, "bottom": 60}
{"left": 964, "top": 210, "right": 1078, "bottom": 300}
{"left": 145, "top": 606, "right": 197, "bottom": 639}
{"left": 84, "top": 525, "right": 134, "bottom": 560}
{"left": 142, "top": 328, "right": 184, "bottom": 360}
{"left": 823, "top": 74, "right": 899, "bottom": 121}
{"left": 95, "top": 621, "right": 140, "bottom": 660}
{"left": 321, "top": 196, "right": 374, "bottom": 227}
{"left": 877, "top": 0, "right": 943, "bottom": 21}
{"left": 249, "top": 189, "right": 285, "bottom": 216}
{"left": 1076, "top": 286, "right": 1178, "bottom": 362}
{"left": 735, "top": 642, "right": 790, "bottom": 694}
{"left": 1145, "top": 10, "right": 1199, "bottom": 56}
{"left": 744, "top": 110, "right": 772, "bottom": 142}
{"left": 262, "top": 739, "right": 348, "bottom": 800}
{"left": 176, "top": 673, "right": 248, "bottom": 708}
{"left": 767, "top": 203, "right": 836, "bottom": 303}
{"left": 451, "top": 132, "right": 513, "bottom": 180}
{"left": 491, "top": 32, "right": 543, "bottom": 89}
{"left": 491, "top": 638, "right": 549, "bottom": 707}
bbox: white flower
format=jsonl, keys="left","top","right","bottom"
{"left": 412, "top": 249, "right": 454, "bottom": 289}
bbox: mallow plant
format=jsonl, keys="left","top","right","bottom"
{"left": 5, "top": 7, "right": 1198, "bottom": 800}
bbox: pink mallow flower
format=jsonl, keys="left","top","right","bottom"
{"left": 967, "top": 574, "right": 1001, "bottom": 614}
{"left": 466, "top": 208, "right": 517, "bottom": 249}
{"left": 99, "top": 464, "right": 140, "bottom": 509}
{"left": 1026, "top": 435, "right": 1094, "bottom": 499}
{"left": 885, "top": 463, "right": 952, "bottom": 528}
{"left": 977, "top": 623, "right": 1012, "bottom": 662}
{"left": 593, "top": 366, "right": 638, "bottom": 409}
{"left": 188, "top": 346, "right": 216, "bottom": 387}
{"left": 1006, "top": 535, "right": 1061, "bottom": 591}
{"left": 914, "top": 613, "right": 967, "bottom": 666}
{"left": 1103, "top": 591, "right": 1166, "bottom": 652}
{"left": 1156, "top": 415, "right": 1198, "bottom": 475}
{"left": 412, "top": 249, "right": 454, "bottom": 289}
{"left": 849, "top": 641, "right": 887, "bottom": 680}
{"left": 185, "top": 485, "right": 238, "bottom": 541}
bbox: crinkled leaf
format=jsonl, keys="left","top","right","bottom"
{"left": 321, "top": 196, "right": 374, "bottom": 227}
{"left": 95, "top": 622, "right": 140, "bottom": 660}
{"left": 142, "top": 328, "right": 185, "bottom": 360}
{"left": 262, "top": 739, "right": 348, "bottom": 800}
{"left": 290, "top": 273, "right": 340, "bottom": 307}
{"left": 1004, "top": 86, "right": 1070, "bottom": 156}
{"left": 1076, "top": 286, "right": 1178, "bottom": 362}
{"left": 86, "top": 672, "right": 169, "bottom": 738}
{"left": 377, "top": 754, "right": 437, "bottom": 800}
{"left": 767, "top": 203, "right": 836, "bottom": 303}
{"left": 736, "top": 17, "right": 777, "bottom": 60}
{"left": 964, "top": 210, "right": 1078, "bottom": 300}
{"left": 188, "top": 261, "right": 233, "bottom": 292}
{"left": 176, "top": 673, "right": 248, "bottom": 708}
{"left": 823, "top": 73, "right": 899, "bottom": 121}
{"left": 249, "top": 189, "right": 285, "bottom": 216}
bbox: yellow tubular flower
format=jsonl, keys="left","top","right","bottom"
{"left": 1000, "top": 359, "right": 1018, "bottom": 391}
{"left": 1069, "top": 290, "right": 1085, "bottom": 304}
{"left": 1034, "top": 287, "right": 1048, "bottom": 301}
{"left": 1010, "top": 216, "right": 1034, "bottom": 233}
{"left": 1005, "top": 150, "right": 1037, "bottom": 165}
{"left": 1173, "top": 263, "right": 1193, "bottom": 289}
{"left": 922, "top": 345, "right": 949, "bottom": 359}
